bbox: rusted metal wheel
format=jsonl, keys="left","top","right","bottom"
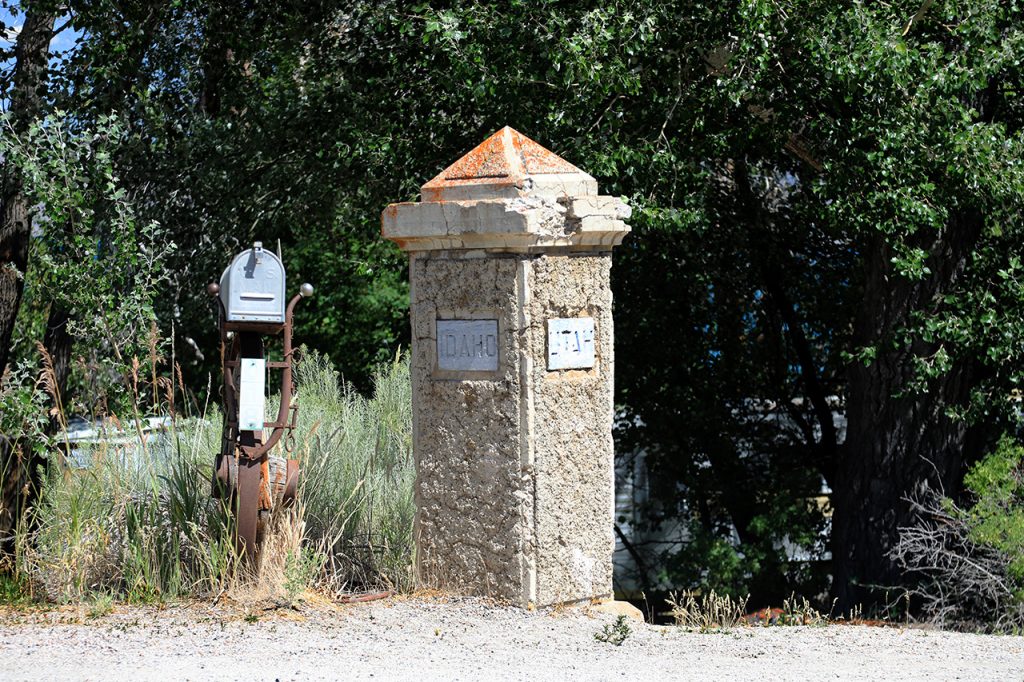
{"left": 284, "top": 458, "right": 299, "bottom": 506}
{"left": 236, "top": 449, "right": 262, "bottom": 561}
{"left": 212, "top": 451, "right": 236, "bottom": 500}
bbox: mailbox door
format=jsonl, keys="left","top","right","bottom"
{"left": 220, "top": 247, "right": 287, "bottom": 324}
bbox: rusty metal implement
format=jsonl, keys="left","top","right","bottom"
{"left": 207, "top": 242, "right": 313, "bottom": 563}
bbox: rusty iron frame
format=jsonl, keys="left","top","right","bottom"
{"left": 208, "top": 281, "right": 306, "bottom": 562}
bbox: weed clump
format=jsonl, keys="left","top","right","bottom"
{"left": 289, "top": 349, "right": 415, "bottom": 594}
{"left": 17, "top": 413, "right": 232, "bottom": 603}
{"left": 595, "top": 615, "right": 632, "bottom": 645}
{"left": 665, "top": 589, "right": 748, "bottom": 631}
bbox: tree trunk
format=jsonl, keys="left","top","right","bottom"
{"left": 0, "top": 9, "right": 55, "bottom": 379}
{"left": 199, "top": 6, "right": 230, "bottom": 117}
{"left": 832, "top": 211, "right": 988, "bottom": 613}
{"left": 0, "top": 7, "right": 56, "bottom": 555}
{"left": 0, "top": 190, "right": 29, "bottom": 379}
{"left": 42, "top": 305, "right": 73, "bottom": 424}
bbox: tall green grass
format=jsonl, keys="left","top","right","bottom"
{"left": 18, "top": 413, "right": 234, "bottom": 602}
{"left": 5, "top": 351, "right": 414, "bottom": 603}
{"left": 291, "top": 350, "right": 415, "bottom": 593}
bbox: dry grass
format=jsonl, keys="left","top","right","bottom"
{"left": 288, "top": 349, "right": 415, "bottom": 594}
{"left": 666, "top": 590, "right": 832, "bottom": 630}
{"left": 231, "top": 503, "right": 324, "bottom": 608}
{"left": 665, "top": 590, "right": 749, "bottom": 631}
{"left": 15, "top": 414, "right": 236, "bottom": 603}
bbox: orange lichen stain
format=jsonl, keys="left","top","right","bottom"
{"left": 509, "top": 128, "right": 579, "bottom": 175}
{"left": 420, "top": 126, "right": 584, "bottom": 199}
{"left": 381, "top": 204, "right": 399, "bottom": 235}
{"left": 443, "top": 129, "right": 512, "bottom": 180}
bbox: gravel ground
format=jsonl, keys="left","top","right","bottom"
{"left": 0, "top": 597, "right": 1021, "bottom": 681}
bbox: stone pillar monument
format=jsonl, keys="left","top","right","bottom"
{"left": 382, "top": 127, "right": 630, "bottom": 607}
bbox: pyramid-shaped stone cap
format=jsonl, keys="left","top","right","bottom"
{"left": 382, "top": 127, "right": 630, "bottom": 253}
{"left": 421, "top": 127, "right": 597, "bottom": 202}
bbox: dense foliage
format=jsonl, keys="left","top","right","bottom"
{"left": 962, "top": 437, "right": 1024, "bottom": 593}
{"left": 1, "top": 0, "right": 1023, "bottom": 618}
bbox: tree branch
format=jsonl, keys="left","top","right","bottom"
{"left": 614, "top": 523, "right": 651, "bottom": 595}
{"left": 733, "top": 158, "right": 838, "bottom": 485}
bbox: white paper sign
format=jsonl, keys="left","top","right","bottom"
{"left": 547, "top": 318, "right": 595, "bottom": 370}
{"left": 436, "top": 319, "right": 500, "bottom": 371}
{"left": 238, "top": 357, "right": 266, "bottom": 431}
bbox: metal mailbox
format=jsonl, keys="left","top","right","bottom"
{"left": 218, "top": 242, "right": 286, "bottom": 326}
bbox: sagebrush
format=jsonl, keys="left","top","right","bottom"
{"left": 2, "top": 351, "right": 414, "bottom": 603}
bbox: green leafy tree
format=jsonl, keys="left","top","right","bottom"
{"left": 2, "top": 0, "right": 1022, "bottom": 613}
{"left": 608, "top": 0, "right": 1024, "bottom": 610}
{"left": 3, "top": 114, "right": 175, "bottom": 384}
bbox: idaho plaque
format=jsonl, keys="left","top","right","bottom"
{"left": 436, "top": 319, "right": 499, "bottom": 371}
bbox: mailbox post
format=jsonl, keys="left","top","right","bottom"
{"left": 207, "top": 242, "right": 313, "bottom": 561}
{"left": 382, "top": 127, "right": 630, "bottom": 606}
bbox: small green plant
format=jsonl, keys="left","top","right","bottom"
{"left": 0, "top": 571, "right": 33, "bottom": 606}
{"left": 87, "top": 593, "right": 114, "bottom": 619}
{"left": 244, "top": 613, "right": 259, "bottom": 624}
{"left": 283, "top": 547, "right": 324, "bottom": 604}
{"left": 772, "top": 593, "right": 829, "bottom": 626}
{"left": 666, "top": 590, "right": 749, "bottom": 631}
{"left": 594, "top": 615, "right": 632, "bottom": 646}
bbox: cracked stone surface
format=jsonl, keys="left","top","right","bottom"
{"left": 408, "top": 251, "right": 615, "bottom": 606}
